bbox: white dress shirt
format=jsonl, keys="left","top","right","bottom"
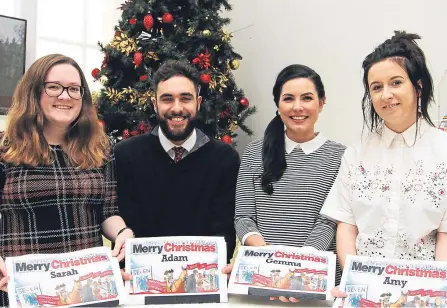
{"left": 158, "top": 127, "right": 197, "bottom": 160}
{"left": 321, "top": 121, "right": 447, "bottom": 260}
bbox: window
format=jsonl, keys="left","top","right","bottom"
{"left": 36, "top": 0, "right": 120, "bottom": 91}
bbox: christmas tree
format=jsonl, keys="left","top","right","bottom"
{"left": 92, "top": 0, "right": 256, "bottom": 144}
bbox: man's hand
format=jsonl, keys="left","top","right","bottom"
{"left": 120, "top": 269, "right": 132, "bottom": 281}
{"left": 331, "top": 287, "right": 347, "bottom": 298}
{"left": 221, "top": 264, "right": 233, "bottom": 280}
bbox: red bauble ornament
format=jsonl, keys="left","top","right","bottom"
{"left": 162, "top": 12, "right": 174, "bottom": 23}
{"left": 129, "top": 18, "right": 137, "bottom": 25}
{"left": 200, "top": 73, "right": 211, "bottom": 84}
{"left": 91, "top": 68, "right": 100, "bottom": 79}
{"left": 133, "top": 52, "right": 143, "bottom": 67}
{"left": 143, "top": 14, "right": 154, "bottom": 30}
{"left": 221, "top": 135, "right": 232, "bottom": 144}
{"left": 139, "top": 75, "right": 148, "bottom": 81}
{"left": 240, "top": 97, "right": 249, "bottom": 108}
{"left": 123, "top": 129, "right": 130, "bottom": 139}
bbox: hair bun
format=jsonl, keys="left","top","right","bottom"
{"left": 391, "top": 30, "right": 421, "bottom": 43}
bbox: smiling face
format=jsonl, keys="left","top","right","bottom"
{"left": 278, "top": 78, "right": 325, "bottom": 142}
{"left": 40, "top": 63, "right": 83, "bottom": 129}
{"left": 152, "top": 75, "right": 202, "bottom": 143}
{"left": 367, "top": 58, "right": 419, "bottom": 133}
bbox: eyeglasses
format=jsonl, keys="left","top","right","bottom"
{"left": 43, "top": 82, "right": 85, "bottom": 100}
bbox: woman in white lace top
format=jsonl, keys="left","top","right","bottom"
{"left": 321, "top": 31, "right": 447, "bottom": 276}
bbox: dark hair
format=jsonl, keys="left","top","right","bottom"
{"left": 261, "top": 64, "right": 325, "bottom": 194}
{"left": 153, "top": 60, "right": 200, "bottom": 95}
{"left": 361, "top": 31, "right": 434, "bottom": 133}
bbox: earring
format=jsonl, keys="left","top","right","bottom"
{"left": 417, "top": 97, "right": 422, "bottom": 113}
{"left": 276, "top": 110, "right": 280, "bottom": 116}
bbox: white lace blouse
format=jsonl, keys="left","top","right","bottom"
{"left": 321, "top": 120, "right": 447, "bottom": 260}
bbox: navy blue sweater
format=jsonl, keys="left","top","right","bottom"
{"left": 114, "top": 131, "right": 239, "bottom": 262}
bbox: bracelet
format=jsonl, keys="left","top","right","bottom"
{"left": 117, "top": 227, "right": 134, "bottom": 238}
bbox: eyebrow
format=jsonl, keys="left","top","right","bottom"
{"left": 300, "top": 92, "right": 314, "bottom": 97}
{"left": 159, "top": 93, "right": 173, "bottom": 99}
{"left": 370, "top": 75, "right": 404, "bottom": 87}
{"left": 281, "top": 93, "right": 294, "bottom": 97}
{"left": 282, "top": 92, "right": 314, "bottom": 97}
{"left": 46, "top": 81, "right": 81, "bottom": 86}
{"left": 180, "top": 92, "right": 194, "bottom": 97}
{"left": 159, "top": 92, "right": 194, "bottom": 99}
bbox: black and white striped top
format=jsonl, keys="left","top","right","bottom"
{"left": 235, "top": 133, "right": 346, "bottom": 283}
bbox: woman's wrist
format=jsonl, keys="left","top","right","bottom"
{"left": 117, "top": 227, "right": 134, "bottom": 238}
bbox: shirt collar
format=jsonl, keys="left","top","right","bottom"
{"left": 158, "top": 127, "right": 197, "bottom": 153}
{"left": 285, "top": 132, "right": 327, "bottom": 155}
{"left": 381, "top": 120, "right": 430, "bottom": 148}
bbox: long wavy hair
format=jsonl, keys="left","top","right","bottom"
{"left": 1, "top": 54, "right": 110, "bottom": 168}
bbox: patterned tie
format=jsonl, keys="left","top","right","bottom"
{"left": 173, "top": 146, "right": 185, "bottom": 163}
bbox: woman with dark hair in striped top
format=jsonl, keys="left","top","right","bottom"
{"left": 234, "top": 64, "right": 346, "bottom": 302}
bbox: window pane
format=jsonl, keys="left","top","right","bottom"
{"left": 37, "top": 0, "right": 85, "bottom": 43}
{"left": 36, "top": 39, "right": 84, "bottom": 67}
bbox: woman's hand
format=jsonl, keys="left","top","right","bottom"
{"left": 0, "top": 257, "right": 9, "bottom": 292}
{"left": 112, "top": 228, "right": 134, "bottom": 261}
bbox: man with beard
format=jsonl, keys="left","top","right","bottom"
{"left": 114, "top": 60, "right": 239, "bottom": 262}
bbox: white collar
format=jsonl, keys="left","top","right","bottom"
{"left": 285, "top": 132, "right": 327, "bottom": 154}
{"left": 381, "top": 120, "right": 430, "bottom": 148}
{"left": 158, "top": 127, "right": 197, "bottom": 153}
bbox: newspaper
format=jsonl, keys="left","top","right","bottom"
{"left": 5, "top": 246, "right": 125, "bottom": 308}
{"left": 124, "top": 236, "right": 228, "bottom": 305}
{"left": 228, "top": 245, "right": 336, "bottom": 300}
{"left": 335, "top": 255, "right": 447, "bottom": 308}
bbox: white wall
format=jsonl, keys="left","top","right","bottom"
{"left": 3, "top": 0, "right": 447, "bottom": 148}
{"left": 226, "top": 0, "right": 447, "bottom": 151}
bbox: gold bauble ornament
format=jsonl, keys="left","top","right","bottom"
{"left": 231, "top": 59, "right": 240, "bottom": 70}
{"left": 202, "top": 29, "right": 212, "bottom": 37}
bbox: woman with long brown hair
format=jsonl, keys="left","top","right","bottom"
{"left": 0, "top": 54, "right": 133, "bottom": 306}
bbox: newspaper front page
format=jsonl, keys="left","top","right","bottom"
{"left": 228, "top": 245, "right": 336, "bottom": 300}
{"left": 335, "top": 255, "right": 447, "bottom": 307}
{"left": 125, "top": 236, "right": 228, "bottom": 305}
{"left": 6, "top": 246, "right": 124, "bottom": 308}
